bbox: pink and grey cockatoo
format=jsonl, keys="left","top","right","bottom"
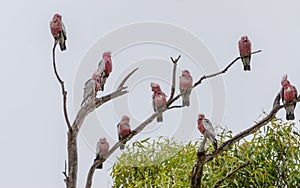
{"left": 274, "top": 75, "right": 298, "bottom": 120}
{"left": 94, "top": 137, "right": 109, "bottom": 169}
{"left": 81, "top": 70, "right": 101, "bottom": 106}
{"left": 117, "top": 115, "right": 132, "bottom": 150}
{"left": 151, "top": 82, "right": 167, "bottom": 122}
{"left": 97, "top": 51, "right": 112, "bottom": 91}
{"left": 179, "top": 70, "right": 193, "bottom": 106}
{"left": 50, "top": 13, "right": 67, "bottom": 51}
{"left": 238, "top": 36, "right": 252, "bottom": 71}
{"left": 197, "top": 114, "right": 217, "bottom": 151}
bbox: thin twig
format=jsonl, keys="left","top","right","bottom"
{"left": 62, "top": 160, "right": 69, "bottom": 184}
{"left": 193, "top": 50, "right": 262, "bottom": 87}
{"left": 72, "top": 68, "right": 138, "bottom": 131}
{"left": 167, "top": 105, "right": 184, "bottom": 110}
{"left": 52, "top": 41, "right": 72, "bottom": 130}
{"left": 168, "top": 50, "right": 262, "bottom": 106}
{"left": 214, "top": 161, "right": 250, "bottom": 188}
{"left": 168, "top": 55, "right": 181, "bottom": 102}
{"left": 117, "top": 67, "right": 139, "bottom": 89}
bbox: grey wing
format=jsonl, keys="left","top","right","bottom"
{"left": 83, "top": 79, "right": 95, "bottom": 100}
{"left": 61, "top": 21, "right": 67, "bottom": 40}
{"left": 152, "top": 97, "right": 157, "bottom": 112}
{"left": 117, "top": 123, "right": 121, "bottom": 140}
{"left": 179, "top": 76, "right": 183, "bottom": 93}
{"left": 293, "top": 86, "right": 298, "bottom": 98}
{"left": 203, "top": 119, "right": 216, "bottom": 138}
{"left": 98, "top": 59, "right": 105, "bottom": 72}
{"left": 96, "top": 141, "right": 101, "bottom": 156}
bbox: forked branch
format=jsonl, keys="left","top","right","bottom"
{"left": 190, "top": 95, "right": 300, "bottom": 188}
{"left": 168, "top": 55, "right": 181, "bottom": 102}
{"left": 167, "top": 50, "right": 262, "bottom": 106}
{"left": 52, "top": 41, "right": 72, "bottom": 130}
{"left": 85, "top": 51, "right": 262, "bottom": 188}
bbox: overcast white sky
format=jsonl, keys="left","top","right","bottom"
{"left": 1, "top": 1, "right": 300, "bottom": 187}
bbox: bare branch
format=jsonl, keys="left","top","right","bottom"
{"left": 72, "top": 68, "right": 138, "bottom": 131}
{"left": 66, "top": 68, "right": 137, "bottom": 188}
{"left": 214, "top": 160, "right": 250, "bottom": 188}
{"left": 85, "top": 112, "right": 160, "bottom": 188}
{"left": 62, "top": 160, "right": 69, "bottom": 184}
{"left": 167, "top": 105, "right": 184, "bottom": 110}
{"left": 168, "top": 55, "right": 181, "bottom": 102}
{"left": 52, "top": 41, "right": 72, "bottom": 130}
{"left": 85, "top": 51, "right": 264, "bottom": 187}
{"left": 193, "top": 50, "right": 262, "bottom": 87}
{"left": 190, "top": 151, "right": 205, "bottom": 188}
{"left": 168, "top": 50, "right": 262, "bottom": 106}
{"left": 117, "top": 67, "right": 139, "bottom": 89}
{"left": 190, "top": 96, "right": 300, "bottom": 187}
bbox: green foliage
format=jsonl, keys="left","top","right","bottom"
{"left": 111, "top": 118, "right": 300, "bottom": 187}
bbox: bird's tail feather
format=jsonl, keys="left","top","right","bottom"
{"left": 286, "top": 105, "right": 295, "bottom": 120}
{"left": 94, "top": 157, "right": 103, "bottom": 169}
{"left": 59, "top": 41, "right": 66, "bottom": 51}
{"left": 213, "top": 139, "right": 218, "bottom": 151}
{"left": 243, "top": 64, "right": 251, "bottom": 71}
{"left": 157, "top": 113, "right": 163, "bottom": 122}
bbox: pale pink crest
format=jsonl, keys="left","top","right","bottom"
{"left": 198, "top": 113, "right": 205, "bottom": 120}
{"left": 281, "top": 74, "right": 290, "bottom": 87}
{"left": 121, "top": 115, "right": 130, "bottom": 122}
{"left": 53, "top": 13, "right": 62, "bottom": 20}
{"left": 151, "top": 82, "right": 161, "bottom": 92}
{"left": 102, "top": 51, "right": 111, "bottom": 58}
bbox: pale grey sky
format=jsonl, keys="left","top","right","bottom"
{"left": 1, "top": 1, "right": 300, "bottom": 187}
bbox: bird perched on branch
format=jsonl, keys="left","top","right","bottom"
{"left": 179, "top": 70, "right": 193, "bottom": 106}
{"left": 94, "top": 137, "right": 109, "bottom": 169}
{"left": 238, "top": 36, "right": 251, "bottom": 71}
{"left": 81, "top": 70, "right": 101, "bottom": 106}
{"left": 98, "top": 51, "right": 112, "bottom": 91}
{"left": 151, "top": 82, "right": 167, "bottom": 122}
{"left": 274, "top": 75, "right": 298, "bottom": 120}
{"left": 197, "top": 114, "right": 218, "bottom": 151}
{"left": 117, "top": 115, "right": 132, "bottom": 150}
{"left": 50, "top": 13, "right": 67, "bottom": 51}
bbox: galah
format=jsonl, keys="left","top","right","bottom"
{"left": 81, "top": 70, "right": 101, "bottom": 106}
{"left": 50, "top": 13, "right": 67, "bottom": 51}
{"left": 197, "top": 114, "right": 217, "bottom": 151}
{"left": 97, "top": 51, "right": 112, "bottom": 91}
{"left": 151, "top": 82, "right": 167, "bottom": 122}
{"left": 117, "top": 115, "right": 131, "bottom": 150}
{"left": 179, "top": 70, "right": 193, "bottom": 106}
{"left": 94, "top": 137, "right": 109, "bottom": 169}
{"left": 280, "top": 75, "right": 298, "bottom": 120}
{"left": 238, "top": 36, "right": 252, "bottom": 71}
